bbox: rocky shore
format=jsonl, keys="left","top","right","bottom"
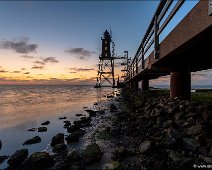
{"left": 1, "top": 88, "right": 212, "bottom": 169}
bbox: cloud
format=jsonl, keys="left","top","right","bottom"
{"left": 0, "top": 69, "right": 8, "bottom": 73}
{"left": 40, "top": 57, "right": 59, "bottom": 63}
{"left": 70, "top": 71, "right": 77, "bottom": 74}
{"left": 65, "top": 47, "right": 96, "bottom": 60}
{"left": 34, "top": 60, "right": 45, "bottom": 65}
{"left": 12, "top": 71, "right": 21, "bottom": 73}
{"left": 23, "top": 72, "right": 30, "bottom": 74}
{"left": 20, "top": 55, "right": 34, "bottom": 59}
{"left": 0, "top": 37, "right": 37, "bottom": 53}
{"left": 21, "top": 68, "right": 26, "bottom": 70}
{"left": 31, "top": 65, "right": 45, "bottom": 70}
{"left": 68, "top": 67, "right": 95, "bottom": 72}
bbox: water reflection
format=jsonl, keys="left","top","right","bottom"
{"left": 0, "top": 85, "right": 114, "bottom": 168}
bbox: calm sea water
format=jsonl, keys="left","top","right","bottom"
{"left": 0, "top": 85, "right": 115, "bottom": 169}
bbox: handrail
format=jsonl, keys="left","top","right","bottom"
{"left": 127, "top": 0, "right": 186, "bottom": 80}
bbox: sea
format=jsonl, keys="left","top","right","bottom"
{"left": 0, "top": 85, "right": 114, "bottom": 169}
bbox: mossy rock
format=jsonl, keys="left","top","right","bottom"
{"left": 83, "top": 143, "right": 102, "bottom": 164}
{"left": 104, "top": 161, "right": 121, "bottom": 170}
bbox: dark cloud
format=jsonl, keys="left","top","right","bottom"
{"left": 31, "top": 65, "right": 45, "bottom": 70}
{"left": 69, "top": 67, "right": 94, "bottom": 72}
{"left": 0, "top": 37, "right": 37, "bottom": 53}
{"left": 0, "top": 69, "right": 8, "bottom": 73}
{"left": 65, "top": 48, "right": 96, "bottom": 60}
{"left": 70, "top": 71, "right": 77, "bottom": 74}
{"left": 40, "top": 57, "right": 59, "bottom": 63}
{"left": 20, "top": 55, "right": 34, "bottom": 59}
{"left": 21, "top": 68, "right": 26, "bottom": 70}
{"left": 23, "top": 72, "right": 30, "bottom": 74}
{"left": 34, "top": 60, "right": 45, "bottom": 65}
{"left": 12, "top": 71, "right": 21, "bottom": 73}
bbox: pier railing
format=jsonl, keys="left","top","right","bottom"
{"left": 127, "top": 0, "right": 187, "bottom": 80}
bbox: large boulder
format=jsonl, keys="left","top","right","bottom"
{"left": 7, "top": 149, "right": 28, "bottom": 166}
{"left": 23, "top": 136, "right": 41, "bottom": 145}
{"left": 51, "top": 133, "right": 64, "bottom": 147}
{"left": 65, "top": 132, "right": 79, "bottom": 143}
{"left": 24, "top": 152, "right": 54, "bottom": 170}
{"left": 52, "top": 143, "right": 67, "bottom": 153}
{"left": 83, "top": 143, "right": 102, "bottom": 164}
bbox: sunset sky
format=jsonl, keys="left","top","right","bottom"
{"left": 0, "top": 0, "right": 211, "bottom": 86}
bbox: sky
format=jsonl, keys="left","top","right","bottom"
{"left": 0, "top": 0, "right": 211, "bottom": 86}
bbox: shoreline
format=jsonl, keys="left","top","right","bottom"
{"left": 1, "top": 88, "right": 212, "bottom": 169}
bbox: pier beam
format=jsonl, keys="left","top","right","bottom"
{"left": 170, "top": 71, "right": 191, "bottom": 100}
{"left": 142, "top": 79, "right": 149, "bottom": 91}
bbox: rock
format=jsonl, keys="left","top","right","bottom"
{"left": 200, "top": 156, "right": 212, "bottom": 164}
{"left": 52, "top": 143, "right": 67, "bottom": 153}
{"left": 195, "top": 133, "right": 207, "bottom": 146}
{"left": 168, "top": 150, "right": 191, "bottom": 166}
{"left": 41, "top": 121, "right": 50, "bottom": 126}
{"left": 208, "top": 147, "right": 212, "bottom": 157}
{"left": 63, "top": 121, "right": 71, "bottom": 128}
{"left": 67, "top": 125, "right": 81, "bottom": 133}
{"left": 184, "top": 112, "right": 197, "bottom": 118}
{"left": 163, "top": 120, "right": 173, "bottom": 128}
{"left": 75, "top": 113, "right": 83, "bottom": 117}
{"left": 198, "top": 147, "right": 208, "bottom": 156}
{"left": 107, "top": 95, "right": 114, "bottom": 98}
{"left": 65, "top": 132, "right": 80, "bottom": 143}
{"left": 161, "top": 135, "right": 176, "bottom": 147}
{"left": 80, "top": 116, "right": 91, "bottom": 121}
{"left": 85, "top": 109, "right": 96, "bottom": 117}
{"left": 96, "top": 110, "right": 105, "bottom": 114}
{"left": 104, "top": 161, "right": 120, "bottom": 170}
{"left": 59, "top": 116, "right": 67, "bottom": 120}
{"left": 67, "top": 150, "right": 82, "bottom": 162}
{"left": 182, "top": 138, "right": 200, "bottom": 151}
{"left": 0, "top": 140, "right": 2, "bottom": 150}
{"left": 83, "top": 143, "right": 102, "bottom": 164}
{"left": 38, "top": 126, "right": 47, "bottom": 132}
{"left": 166, "top": 128, "right": 183, "bottom": 139}
{"left": 78, "top": 128, "right": 86, "bottom": 136}
{"left": 184, "top": 124, "right": 203, "bottom": 136}
{"left": 110, "top": 104, "right": 117, "bottom": 111}
{"left": 168, "top": 150, "right": 182, "bottom": 162}
{"left": 23, "top": 136, "right": 41, "bottom": 145}
{"left": 24, "top": 152, "right": 54, "bottom": 170}
{"left": 63, "top": 120, "right": 70, "bottom": 123}
{"left": 0, "top": 155, "right": 9, "bottom": 164}
{"left": 27, "top": 128, "right": 37, "bottom": 132}
{"left": 201, "top": 110, "right": 212, "bottom": 121}
{"left": 51, "top": 133, "right": 64, "bottom": 147}
{"left": 174, "top": 112, "right": 183, "bottom": 121}
{"left": 139, "top": 140, "right": 152, "bottom": 154}
{"left": 7, "top": 149, "right": 28, "bottom": 166}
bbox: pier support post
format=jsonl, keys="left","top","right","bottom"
{"left": 170, "top": 71, "right": 191, "bottom": 100}
{"left": 133, "top": 81, "right": 139, "bottom": 89}
{"left": 142, "top": 79, "right": 149, "bottom": 91}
